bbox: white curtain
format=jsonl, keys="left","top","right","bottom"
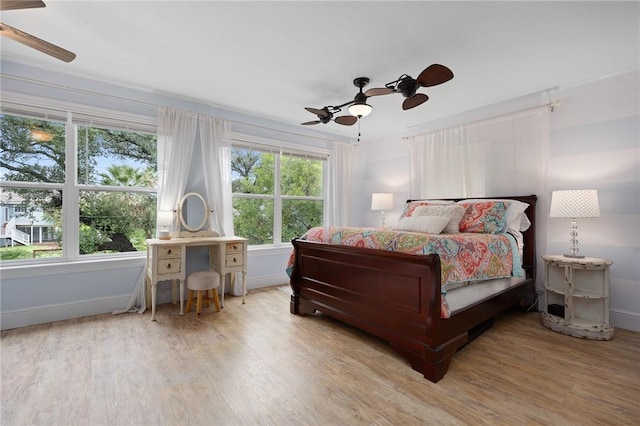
{"left": 326, "top": 142, "right": 354, "bottom": 226}
{"left": 198, "top": 115, "right": 233, "bottom": 236}
{"left": 408, "top": 106, "right": 549, "bottom": 199}
{"left": 114, "top": 107, "right": 198, "bottom": 314}
{"left": 157, "top": 108, "right": 198, "bottom": 213}
{"left": 407, "top": 105, "right": 550, "bottom": 289}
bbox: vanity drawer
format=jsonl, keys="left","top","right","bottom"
{"left": 225, "top": 253, "right": 244, "bottom": 268}
{"left": 158, "top": 246, "right": 181, "bottom": 258}
{"left": 158, "top": 258, "right": 181, "bottom": 275}
{"left": 226, "top": 241, "right": 244, "bottom": 253}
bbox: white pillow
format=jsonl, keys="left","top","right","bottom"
{"left": 392, "top": 215, "right": 450, "bottom": 234}
{"left": 414, "top": 204, "right": 466, "bottom": 233}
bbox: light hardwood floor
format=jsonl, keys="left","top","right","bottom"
{"left": 2, "top": 285, "right": 639, "bottom": 426}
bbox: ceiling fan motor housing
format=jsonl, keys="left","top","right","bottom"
{"left": 398, "top": 76, "right": 418, "bottom": 98}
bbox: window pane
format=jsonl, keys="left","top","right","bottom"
{"left": 232, "top": 198, "right": 273, "bottom": 245}
{"left": 77, "top": 125, "right": 157, "bottom": 187}
{"left": 0, "top": 188, "right": 62, "bottom": 262}
{"left": 0, "top": 114, "right": 66, "bottom": 184}
{"left": 231, "top": 148, "right": 274, "bottom": 195}
{"left": 282, "top": 199, "right": 323, "bottom": 242}
{"left": 281, "top": 154, "right": 323, "bottom": 197}
{"left": 79, "top": 190, "right": 156, "bottom": 255}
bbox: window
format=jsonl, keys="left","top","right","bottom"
{"left": 0, "top": 104, "right": 157, "bottom": 263}
{"left": 231, "top": 142, "right": 326, "bottom": 246}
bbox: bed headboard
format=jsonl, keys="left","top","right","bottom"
{"left": 407, "top": 195, "right": 537, "bottom": 282}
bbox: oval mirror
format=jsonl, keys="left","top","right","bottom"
{"left": 178, "top": 192, "right": 209, "bottom": 232}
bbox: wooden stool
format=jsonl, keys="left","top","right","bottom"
{"left": 185, "top": 270, "right": 221, "bottom": 316}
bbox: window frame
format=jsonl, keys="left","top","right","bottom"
{"left": 230, "top": 133, "right": 328, "bottom": 248}
{"left": 0, "top": 94, "right": 157, "bottom": 267}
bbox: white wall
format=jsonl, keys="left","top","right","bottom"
{"left": 352, "top": 69, "right": 640, "bottom": 332}
{"left": 546, "top": 70, "right": 639, "bottom": 331}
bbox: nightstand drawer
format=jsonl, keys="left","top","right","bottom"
{"left": 158, "top": 246, "right": 181, "bottom": 258}
{"left": 225, "top": 253, "right": 244, "bottom": 268}
{"left": 158, "top": 258, "right": 181, "bottom": 274}
{"left": 226, "top": 242, "right": 244, "bottom": 253}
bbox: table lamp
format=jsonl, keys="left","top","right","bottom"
{"left": 157, "top": 210, "right": 174, "bottom": 240}
{"left": 371, "top": 193, "right": 394, "bottom": 227}
{"left": 549, "top": 189, "right": 600, "bottom": 258}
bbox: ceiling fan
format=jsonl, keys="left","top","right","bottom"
{"left": 301, "top": 64, "right": 453, "bottom": 127}
{"left": 0, "top": 0, "right": 76, "bottom": 62}
{"left": 301, "top": 106, "right": 358, "bottom": 126}
{"left": 379, "top": 64, "right": 454, "bottom": 110}
{"left": 302, "top": 78, "right": 394, "bottom": 126}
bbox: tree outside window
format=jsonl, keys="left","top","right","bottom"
{"left": 231, "top": 146, "right": 325, "bottom": 246}
{"left": 0, "top": 112, "right": 157, "bottom": 262}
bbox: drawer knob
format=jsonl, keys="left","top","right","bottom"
{"left": 167, "top": 263, "right": 172, "bottom": 269}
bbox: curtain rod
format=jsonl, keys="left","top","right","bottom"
{"left": 1, "top": 72, "right": 351, "bottom": 144}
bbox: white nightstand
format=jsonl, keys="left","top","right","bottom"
{"left": 541, "top": 255, "right": 614, "bottom": 340}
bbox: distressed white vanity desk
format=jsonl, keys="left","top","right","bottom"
{"left": 145, "top": 235, "right": 247, "bottom": 321}
{"left": 145, "top": 192, "right": 247, "bottom": 321}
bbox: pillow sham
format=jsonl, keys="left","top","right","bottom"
{"left": 457, "top": 198, "right": 530, "bottom": 233}
{"left": 458, "top": 201, "right": 511, "bottom": 234}
{"left": 397, "top": 199, "right": 454, "bottom": 221}
{"left": 413, "top": 204, "right": 465, "bottom": 234}
{"left": 392, "top": 215, "right": 450, "bottom": 234}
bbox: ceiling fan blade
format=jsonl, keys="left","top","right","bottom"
{"left": 364, "top": 87, "right": 395, "bottom": 97}
{"left": 304, "top": 107, "right": 329, "bottom": 117}
{"left": 417, "top": 64, "right": 454, "bottom": 87}
{"left": 402, "top": 93, "right": 429, "bottom": 110}
{"left": 334, "top": 115, "right": 357, "bottom": 126}
{"left": 301, "top": 120, "right": 321, "bottom": 125}
{"left": 0, "top": 21, "right": 75, "bottom": 62}
{"left": 0, "top": 1, "right": 45, "bottom": 11}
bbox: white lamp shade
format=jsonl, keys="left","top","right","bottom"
{"left": 549, "top": 189, "right": 600, "bottom": 218}
{"left": 371, "top": 193, "right": 394, "bottom": 211}
{"left": 157, "top": 210, "right": 174, "bottom": 228}
{"left": 348, "top": 103, "right": 373, "bottom": 117}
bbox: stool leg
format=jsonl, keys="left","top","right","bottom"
{"left": 185, "top": 289, "right": 194, "bottom": 313}
{"left": 196, "top": 291, "right": 203, "bottom": 316}
{"left": 212, "top": 289, "right": 221, "bottom": 312}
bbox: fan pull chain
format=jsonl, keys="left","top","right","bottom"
{"left": 357, "top": 119, "right": 362, "bottom": 142}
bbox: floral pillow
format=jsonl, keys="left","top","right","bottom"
{"left": 414, "top": 204, "right": 465, "bottom": 234}
{"left": 458, "top": 201, "right": 511, "bottom": 234}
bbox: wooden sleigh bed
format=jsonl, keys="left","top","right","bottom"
{"left": 288, "top": 195, "right": 537, "bottom": 383}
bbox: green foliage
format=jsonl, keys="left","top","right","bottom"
{"left": 79, "top": 223, "right": 108, "bottom": 255}
{"left": 282, "top": 199, "right": 323, "bottom": 242}
{"left": 232, "top": 198, "right": 274, "bottom": 245}
{"left": 0, "top": 245, "right": 32, "bottom": 260}
{"left": 231, "top": 148, "right": 324, "bottom": 245}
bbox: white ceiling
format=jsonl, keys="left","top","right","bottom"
{"left": 1, "top": 1, "right": 638, "bottom": 141}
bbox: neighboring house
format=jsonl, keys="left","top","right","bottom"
{"left": 0, "top": 192, "right": 56, "bottom": 247}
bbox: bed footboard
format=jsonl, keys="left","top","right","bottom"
{"left": 289, "top": 239, "right": 469, "bottom": 382}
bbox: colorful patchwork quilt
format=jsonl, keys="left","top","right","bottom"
{"left": 286, "top": 226, "right": 523, "bottom": 318}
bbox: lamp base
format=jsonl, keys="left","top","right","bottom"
{"left": 563, "top": 253, "right": 585, "bottom": 259}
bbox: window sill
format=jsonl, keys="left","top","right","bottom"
{"left": 0, "top": 255, "right": 146, "bottom": 280}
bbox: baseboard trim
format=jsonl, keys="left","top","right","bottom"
{"left": 0, "top": 274, "right": 291, "bottom": 330}
{"left": 1, "top": 294, "right": 132, "bottom": 330}
{"left": 611, "top": 309, "right": 640, "bottom": 332}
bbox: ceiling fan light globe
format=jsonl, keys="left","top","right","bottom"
{"left": 349, "top": 103, "right": 372, "bottom": 117}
